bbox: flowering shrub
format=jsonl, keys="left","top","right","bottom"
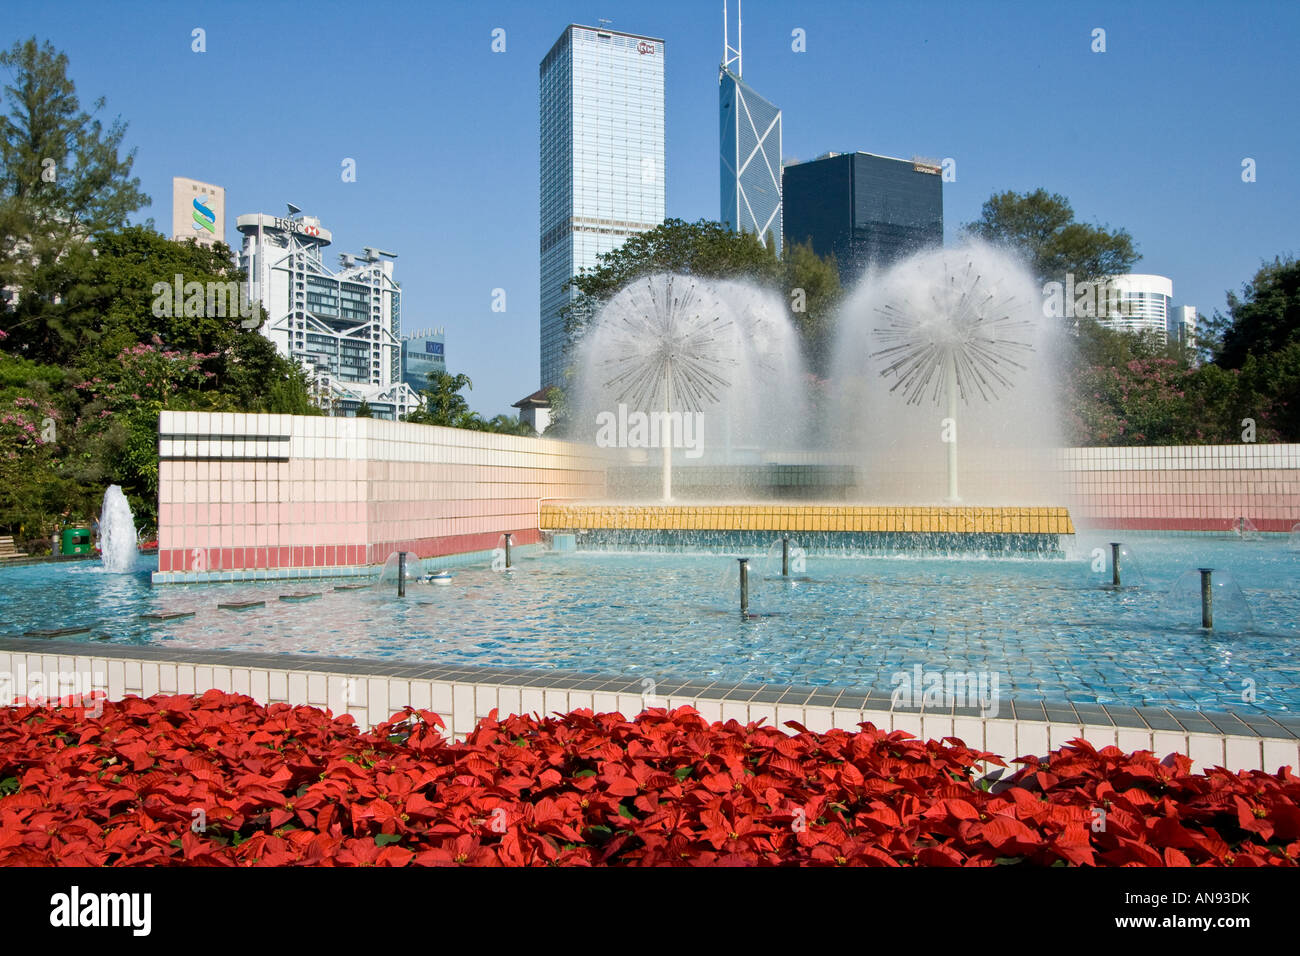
{"left": 74, "top": 336, "right": 218, "bottom": 420}
{"left": 0, "top": 395, "right": 59, "bottom": 462}
{"left": 0, "top": 692, "right": 1295, "bottom": 866}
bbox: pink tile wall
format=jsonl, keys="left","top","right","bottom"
{"left": 157, "top": 411, "right": 612, "bottom": 572}
{"left": 1063, "top": 446, "right": 1300, "bottom": 532}
{"left": 157, "top": 414, "right": 1300, "bottom": 573}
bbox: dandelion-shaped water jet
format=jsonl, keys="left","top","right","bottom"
{"left": 596, "top": 274, "right": 736, "bottom": 500}
{"left": 871, "top": 257, "right": 1035, "bottom": 501}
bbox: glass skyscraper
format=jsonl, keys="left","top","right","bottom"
{"left": 401, "top": 327, "right": 446, "bottom": 395}
{"left": 539, "top": 24, "right": 665, "bottom": 389}
{"left": 719, "top": 69, "right": 782, "bottom": 254}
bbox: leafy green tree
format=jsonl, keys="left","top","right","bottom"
{"left": 476, "top": 413, "right": 535, "bottom": 436}
{"left": 0, "top": 37, "right": 147, "bottom": 297}
{"left": 561, "top": 218, "right": 841, "bottom": 375}
{"left": 783, "top": 239, "right": 842, "bottom": 374}
{"left": 562, "top": 218, "right": 779, "bottom": 338}
{"left": 541, "top": 384, "right": 569, "bottom": 438}
{"left": 6, "top": 225, "right": 312, "bottom": 414}
{"left": 354, "top": 400, "right": 374, "bottom": 419}
{"left": 403, "top": 371, "right": 537, "bottom": 435}
{"left": 963, "top": 188, "right": 1138, "bottom": 286}
{"left": 1211, "top": 256, "right": 1300, "bottom": 369}
{"left": 406, "top": 371, "right": 474, "bottom": 427}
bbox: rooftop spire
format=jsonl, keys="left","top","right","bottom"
{"left": 723, "top": 0, "right": 742, "bottom": 76}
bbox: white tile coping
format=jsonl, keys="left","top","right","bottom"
{"left": 1, "top": 642, "right": 1295, "bottom": 776}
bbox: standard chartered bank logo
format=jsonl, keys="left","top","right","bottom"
{"left": 192, "top": 195, "right": 216, "bottom": 234}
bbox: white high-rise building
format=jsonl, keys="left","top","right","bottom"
{"left": 237, "top": 212, "right": 420, "bottom": 419}
{"left": 1100, "top": 274, "right": 1174, "bottom": 344}
{"left": 539, "top": 24, "right": 666, "bottom": 389}
{"left": 1168, "top": 304, "right": 1198, "bottom": 351}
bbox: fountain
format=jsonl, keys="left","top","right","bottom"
{"left": 376, "top": 551, "right": 421, "bottom": 593}
{"left": 98, "top": 485, "right": 138, "bottom": 573}
{"left": 1164, "top": 567, "right": 1255, "bottom": 633}
{"left": 1092, "top": 540, "right": 1147, "bottom": 589}
{"left": 546, "top": 248, "right": 1074, "bottom": 555}
{"left": 1231, "top": 517, "right": 1260, "bottom": 540}
{"left": 570, "top": 272, "right": 810, "bottom": 501}
{"left": 830, "top": 241, "right": 1063, "bottom": 505}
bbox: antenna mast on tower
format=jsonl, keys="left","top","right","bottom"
{"left": 723, "top": 0, "right": 742, "bottom": 76}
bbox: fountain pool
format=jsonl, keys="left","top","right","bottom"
{"left": 2, "top": 532, "right": 1296, "bottom": 716}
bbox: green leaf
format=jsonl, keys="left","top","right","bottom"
{"left": 0, "top": 776, "right": 19, "bottom": 795}
{"left": 617, "top": 803, "right": 635, "bottom": 820}
{"left": 374, "top": 833, "right": 403, "bottom": 846}
{"left": 673, "top": 766, "right": 692, "bottom": 781}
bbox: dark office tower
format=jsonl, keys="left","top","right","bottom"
{"left": 782, "top": 151, "right": 943, "bottom": 284}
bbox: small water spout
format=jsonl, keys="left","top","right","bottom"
{"left": 738, "top": 557, "right": 750, "bottom": 615}
{"left": 1199, "top": 567, "right": 1214, "bottom": 629}
{"left": 99, "top": 485, "right": 138, "bottom": 573}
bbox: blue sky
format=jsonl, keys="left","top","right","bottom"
{"left": 6, "top": 0, "right": 1297, "bottom": 416}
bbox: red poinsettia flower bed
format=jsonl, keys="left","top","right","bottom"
{"left": 1, "top": 691, "right": 1297, "bottom": 866}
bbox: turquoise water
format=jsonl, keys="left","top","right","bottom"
{"left": 2, "top": 532, "right": 1296, "bottom": 714}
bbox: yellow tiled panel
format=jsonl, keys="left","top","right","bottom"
{"left": 538, "top": 503, "right": 1075, "bottom": 537}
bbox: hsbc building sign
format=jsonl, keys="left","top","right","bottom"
{"left": 271, "top": 217, "right": 321, "bottom": 236}
{"left": 637, "top": 40, "right": 656, "bottom": 55}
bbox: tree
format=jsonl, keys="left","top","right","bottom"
{"left": 562, "top": 218, "right": 842, "bottom": 374}
{"left": 403, "top": 371, "right": 538, "bottom": 435}
{"left": 963, "top": 188, "right": 1138, "bottom": 287}
{"left": 563, "top": 218, "right": 780, "bottom": 339}
{"left": 1211, "top": 256, "right": 1300, "bottom": 369}
{"left": 354, "top": 400, "right": 374, "bottom": 419}
{"left": 541, "top": 384, "right": 569, "bottom": 438}
{"left": 783, "top": 239, "right": 842, "bottom": 374}
{"left": 0, "top": 37, "right": 148, "bottom": 296}
{"left": 406, "top": 371, "right": 474, "bottom": 427}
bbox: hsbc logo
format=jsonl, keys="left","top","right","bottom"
{"left": 271, "top": 216, "right": 322, "bottom": 237}
{"left": 637, "top": 41, "right": 655, "bottom": 55}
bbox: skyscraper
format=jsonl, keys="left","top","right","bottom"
{"left": 401, "top": 328, "right": 447, "bottom": 394}
{"left": 719, "top": 2, "right": 782, "bottom": 253}
{"left": 1099, "top": 274, "right": 1175, "bottom": 344}
{"left": 1168, "top": 304, "right": 1198, "bottom": 352}
{"left": 783, "top": 151, "right": 943, "bottom": 284}
{"left": 539, "top": 24, "right": 666, "bottom": 389}
{"left": 237, "top": 213, "right": 420, "bottom": 419}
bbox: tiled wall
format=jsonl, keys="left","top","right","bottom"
{"left": 155, "top": 417, "right": 1299, "bottom": 584}
{"left": 155, "top": 411, "right": 613, "bottom": 581}
{"left": 1063, "top": 445, "right": 1300, "bottom": 532}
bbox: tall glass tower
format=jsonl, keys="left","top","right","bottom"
{"left": 539, "top": 24, "right": 666, "bottom": 390}
{"left": 719, "top": 2, "right": 782, "bottom": 253}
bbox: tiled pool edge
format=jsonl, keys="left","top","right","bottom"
{"left": 1, "top": 638, "right": 1295, "bottom": 775}
{"left": 148, "top": 544, "right": 543, "bottom": 585}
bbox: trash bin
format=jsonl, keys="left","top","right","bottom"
{"left": 61, "top": 527, "right": 92, "bottom": 555}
